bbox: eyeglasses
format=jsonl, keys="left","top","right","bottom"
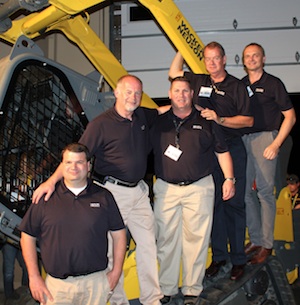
{"left": 204, "top": 56, "right": 223, "bottom": 63}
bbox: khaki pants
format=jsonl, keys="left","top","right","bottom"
{"left": 45, "top": 271, "right": 110, "bottom": 305}
{"left": 154, "top": 176, "right": 215, "bottom": 296}
{"left": 104, "top": 180, "right": 163, "bottom": 305}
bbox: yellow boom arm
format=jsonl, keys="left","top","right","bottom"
{"left": 0, "top": 0, "right": 207, "bottom": 106}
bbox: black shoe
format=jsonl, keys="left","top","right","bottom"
{"left": 205, "top": 260, "right": 226, "bottom": 278}
{"left": 184, "top": 295, "right": 198, "bottom": 305}
{"left": 230, "top": 264, "right": 245, "bottom": 280}
{"left": 160, "top": 295, "right": 172, "bottom": 305}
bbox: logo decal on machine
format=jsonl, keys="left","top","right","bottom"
{"left": 177, "top": 19, "right": 204, "bottom": 61}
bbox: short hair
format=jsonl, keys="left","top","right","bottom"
{"left": 61, "top": 143, "right": 91, "bottom": 162}
{"left": 287, "top": 174, "right": 299, "bottom": 184}
{"left": 204, "top": 41, "right": 226, "bottom": 57}
{"left": 170, "top": 76, "right": 192, "bottom": 89}
{"left": 117, "top": 74, "right": 143, "bottom": 88}
{"left": 242, "top": 42, "right": 265, "bottom": 62}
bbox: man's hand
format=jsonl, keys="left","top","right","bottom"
{"left": 263, "top": 143, "right": 280, "bottom": 160}
{"left": 222, "top": 180, "right": 235, "bottom": 201}
{"left": 106, "top": 269, "right": 122, "bottom": 291}
{"left": 29, "top": 274, "right": 53, "bottom": 304}
{"left": 194, "top": 104, "right": 204, "bottom": 112}
{"left": 200, "top": 108, "right": 218, "bottom": 123}
{"left": 32, "top": 181, "right": 55, "bottom": 204}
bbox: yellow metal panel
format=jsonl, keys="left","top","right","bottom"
{"left": 0, "top": 14, "right": 40, "bottom": 44}
{"left": 50, "top": 15, "right": 157, "bottom": 108}
{"left": 274, "top": 186, "right": 294, "bottom": 242}
{"left": 49, "top": 0, "right": 107, "bottom": 15}
{"left": 139, "top": 0, "right": 207, "bottom": 74}
{"left": 22, "top": 6, "right": 67, "bottom": 35}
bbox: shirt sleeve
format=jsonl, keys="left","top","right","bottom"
{"left": 18, "top": 201, "right": 44, "bottom": 238}
{"left": 211, "top": 121, "right": 229, "bottom": 153}
{"left": 140, "top": 107, "right": 159, "bottom": 128}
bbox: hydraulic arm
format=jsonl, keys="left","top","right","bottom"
{"left": 0, "top": 0, "right": 207, "bottom": 107}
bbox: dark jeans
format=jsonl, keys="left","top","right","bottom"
{"left": 2, "top": 242, "right": 29, "bottom": 298}
{"left": 211, "top": 137, "right": 247, "bottom": 265}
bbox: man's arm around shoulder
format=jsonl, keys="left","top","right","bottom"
{"left": 32, "top": 163, "right": 64, "bottom": 204}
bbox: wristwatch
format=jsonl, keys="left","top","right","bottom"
{"left": 219, "top": 117, "right": 225, "bottom": 124}
{"left": 225, "top": 177, "right": 236, "bottom": 184}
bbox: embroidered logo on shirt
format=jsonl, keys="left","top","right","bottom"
{"left": 90, "top": 202, "right": 101, "bottom": 208}
{"left": 192, "top": 125, "right": 203, "bottom": 130}
{"left": 215, "top": 90, "right": 225, "bottom": 96}
{"left": 255, "top": 88, "right": 264, "bottom": 93}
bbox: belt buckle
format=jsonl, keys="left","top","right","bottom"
{"left": 178, "top": 181, "right": 193, "bottom": 186}
{"left": 106, "top": 176, "right": 117, "bottom": 185}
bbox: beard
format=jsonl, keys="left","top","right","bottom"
{"left": 125, "top": 103, "right": 139, "bottom": 112}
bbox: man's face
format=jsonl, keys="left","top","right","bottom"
{"left": 169, "top": 80, "right": 193, "bottom": 112}
{"left": 62, "top": 151, "right": 90, "bottom": 186}
{"left": 114, "top": 77, "right": 143, "bottom": 113}
{"left": 204, "top": 47, "right": 226, "bottom": 75}
{"left": 243, "top": 45, "right": 265, "bottom": 72}
{"left": 287, "top": 181, "right": 300, "bottom": 193}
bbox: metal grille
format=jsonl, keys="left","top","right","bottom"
{"left": 0, "top": 61, "right": 87, "bottom": 216}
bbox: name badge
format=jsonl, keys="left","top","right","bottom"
{"left": 247, "top": 86, "right": 254, "bottom": 97}
{"left": 164, "top": 144, "right": 182, "bottom": 161}
{"left": 199, "top": 86, "right": 213, "bottom": 97}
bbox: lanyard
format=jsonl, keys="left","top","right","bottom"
{"left": 173, "top": 118, "right": 186, "bottom": 149}
{"left": 210, "top": 78, "right": 219, "bottom": 94}
{"left": 292, "top": 193, "right": 299, "bottom": 209}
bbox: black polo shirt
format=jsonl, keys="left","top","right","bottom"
{"left": 19, "top": 179, "right": 125, "bottom": 279}
{"left": 184, "top": 71, "right": 252, "bottom": 139}
{"left": 150, "top": 107, "right": 228, "bottom": 183}
{"left": 241, "top": 71, "right": 293, "bottom": 133}
{"left": 80, "top": 106, "right": 158, "bottom": 183}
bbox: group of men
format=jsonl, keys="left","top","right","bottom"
{"left": 19, "top": 41, "right": 296, "bottom": 305}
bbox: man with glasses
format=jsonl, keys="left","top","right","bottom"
{"left": 169, "top": 42, "right": 253, "bottom": 281}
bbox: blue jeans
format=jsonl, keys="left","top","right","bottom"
{"left": 2, "top": 242, "right": 29, "bottom": 298}
{"left": 242, "top": 131, "right": 278, "bottom": 249}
